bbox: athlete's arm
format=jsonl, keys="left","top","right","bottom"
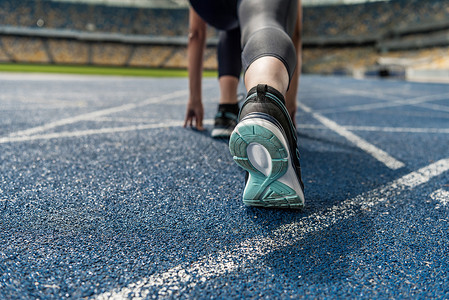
{"left": 184, "top": 7, "right": 207, "bottom": 130}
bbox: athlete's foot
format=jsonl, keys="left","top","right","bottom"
{"left": 229, "top": 84, "right": 305, "bottom": 209}
{"left": 211, "top": 103, "right": 239, "bottom": 139}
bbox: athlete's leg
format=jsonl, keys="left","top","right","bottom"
{"left": 229, "top": 0, "right": 304, "bottom": 208}
{"left": 217, "top": 27, "right": 242, "bottom": 105}
{"left": 238, "top": 0, "right": 298, "bottom": 95}
{"left": 213, "top": 28, "right": 242, "bottom": 138}
{"left": 285, "top": 0, "right": 302, "bottom": 126}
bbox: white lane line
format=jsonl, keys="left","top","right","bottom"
{"left": 298, "top": 102, "right": 405, "bottom": 170}
{"left": 6, "top": 89, "right": 188, "bottom": 138}
{"left": 3, "top": 117, "right": 447, "bottom": 145}
{"left": 413, "top": 102, "right": 449, "bottom": 113}
{"left": 430, "top": 189, "right": 449, "bottom": 209}
{"left": 95, "top": 117, "right": 215, "bottom": 124}
{"left": 0, "top": 120, "right": 215, "bottom": 144}
{"left": 316, "top": 92, "right": 449, "bottom": 114}
{"left": 94, "top": 157, "right": 449, "bottom": 300}
{"left": 300, "top": 85, "right": 402, "bottom": 103}
{"left": 95, "top": 117, "right": 165, "bottom": 123}
{"left": 1, "top": 122, "right": 181, "bottom": 144}
{"left": 342, "top": 125, "right": 449, "bottom": 134}
{"left": 299, "top": 124, "right": 449, "bottom": 134}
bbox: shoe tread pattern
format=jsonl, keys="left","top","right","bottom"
{"left": 229, "top": 123, "right": 304, "bottom": 209}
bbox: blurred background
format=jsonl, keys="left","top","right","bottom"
{"left": 0, "top": 0, "right": 448, "bottom": 81}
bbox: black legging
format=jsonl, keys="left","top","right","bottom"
{"left": 217, "top": 27, "right": 242, "bottom": 79}
{"left": 189, "top": 0, "right": 298, "bottom": 82}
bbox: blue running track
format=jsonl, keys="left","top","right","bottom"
{"left": 1, "top": 73, "right": 448, "bottom": 299}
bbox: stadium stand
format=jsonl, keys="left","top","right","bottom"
{"left": 91, "top": 42, "right": 132, "bottom": 66}
{"left": 0, "top": 0, "right": 448, "bottom": 78}
{"left": 47, "top": 39, "right": 89, "bottom": 64}
{"left": 302, "top": 47, "right": 379, "bottom": 75}
{"left": 0, "top": 46, "right": 11, "bottom": 62}
{"left": 0, "top": 36, "right": 50, "bottom": 63}
{"left": 128, "top": 45, "right": 176, "bottom": 68}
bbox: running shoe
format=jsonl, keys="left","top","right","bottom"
{"left": 211, "top": 103, "right": 239, "bottom": 139}
{"left": 229, "top": 84, "right": 305, "bottom": 209}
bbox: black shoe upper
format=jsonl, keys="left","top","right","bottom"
{"left": 212, "top": 104, "right": 239, "bottom": 139}
{"left": 214, "top": 103, "right": 239, "bottom": 129}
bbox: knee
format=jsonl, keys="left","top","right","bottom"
{"left": 241, "top": 27, "right": 296, "bottom": 79}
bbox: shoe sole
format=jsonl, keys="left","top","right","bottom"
{"left": 229, "top": 116, "right": 305, "bottom": 209}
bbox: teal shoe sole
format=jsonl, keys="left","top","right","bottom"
{"left": 229, "top": 120, "right": 304, "bottom": 209}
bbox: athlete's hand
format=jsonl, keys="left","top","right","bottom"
{"left": 183, "top": 99, "right": 204, "bottom": 131}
